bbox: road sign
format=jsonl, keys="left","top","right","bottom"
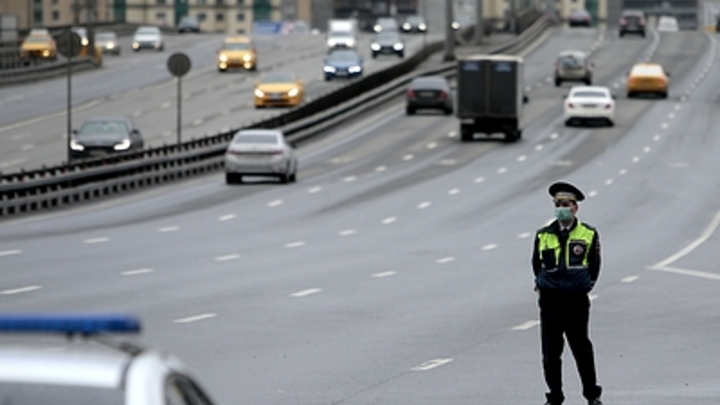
{"left": 167, "top": 53, "right": 191, "bottom": 77}
{"left": 57, "top": 31, "right": 82, "bottom": 58}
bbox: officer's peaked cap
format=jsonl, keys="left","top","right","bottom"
{"left": 548, "top": 181, "right": 585, "bottom": 202}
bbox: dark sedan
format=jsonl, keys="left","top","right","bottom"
{"left": 323, "top": 49, "right": 364, "bottom": 80}
{"left": 568, "top": 9, "right": 592, "bottom": 27}
{"left": 70, "top": 117, "right": 144, "bottom": 159}
{"left": 406, "top": 76, "right": 453, "bottom": 115}
{"left": 370, "top": 31, "right": 405, "bottom": 58}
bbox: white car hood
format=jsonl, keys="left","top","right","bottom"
{"left": 134, "top": 34, "right": 161, "bottom": 41}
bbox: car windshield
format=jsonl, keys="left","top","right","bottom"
{"left": 0, "top": 382, "right": 124, "bottom": 405}
{"left": 137, "top": 28, "right": 159, "bottom": 35}
{"left": 328, "top": 51, "right": 359, "bottom": 62}
{"left": 180, "top": 17, "right": 197, "bottom": 24}
{"left": 559, "top": 55, "right": 585, "bottom": 67}
{"left": 78, "top": 121, "right": 129, "bottom": 137}
{"left": 261, "top": 72, "right": 295, "bottom": 83}
{"left": 96, "top": 33, "right": 115, "bottom": 41}
{"left": 232, "top": 134, "right": 279, "bottom": 144}
{"left": 405, "top": 16, "right": 424, "bottom": 24}
{"left": 376, "top": 32, "right": 400, "bottom": 41}
{"left": 222, "top": 42, "right": 251, "bottom": 50}
{"left": 573, "top": 91, "right": 606, "bottom": 98}
{"left": 24, "top": 37, "right": 51, "bottom": 44}
{"left": 412, "top": 77, "right": 446, "bottom": 89}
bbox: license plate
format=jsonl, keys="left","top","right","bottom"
{"left": 335, "top": 71, "right": 347, "bottom": 76}
{"left": 419, "top": 91, "right": 435, "bottom": 98}
{"left": 581, "top": 104, "right": 597, "bottom": 108}
{"left": 271, "top": 94, "right": 282, "bottom": 100}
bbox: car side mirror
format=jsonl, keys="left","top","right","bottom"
{"left": 131, "top": 129, "right": 140, "bottom": 135}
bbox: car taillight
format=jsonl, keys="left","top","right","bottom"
{"left": 568, "top": 103, "right": 575, "bottom": 108}
{"left": 604, "top": 104, "right": 612, "bottom": 109}
{"left": 407, "top": 90, "right": 416, "bottom": 100}
{"left": 639, "top": 18, "right": 645, "bottom": 25}
{"left": 620, "top": 18, "right": 626, "bottom": 25}
{"left": 439, "top": 91, "right": 447, "bottom": 100}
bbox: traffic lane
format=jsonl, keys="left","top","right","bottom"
{"left": 0, "top": 32, "right": 437, "bottom": 171}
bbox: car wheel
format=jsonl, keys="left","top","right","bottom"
{"left": 460, "top": 126, "right": 473, "bottom": 142}
{"left": 660, "top": 91, "right": 668, "bottom": 99}
{"left": 324, "top": 76, "right": 331, "bottom": 81}
{"left": 606, "top": 119, "right": 614, "bottom": 127}
{"left": 218, "top": 68, "right": 226, "bottom": 73}
{"left": 289, "top": 171, "right": 297, "bottom": 183}
{"left": 584, "top": 78, "right": 592, "bottom": 85}
{"left": 398, "top": 52, "right": 404, "bottom": 58}
{"left": 406, "top": 107, "right": 415, "bottom": 115}
{"left": 444, "top": 108, "right": 453, "bottom": 115}
{"left": 372, "top": 53, "right": 377, "bottom": 59}
{"left": 279, "top": 173, "right": 289, "bottom": 184}
{"left": 627, "top": 92, "right": 634, "bottom": 98}
{"left": 619, "top": 31, "right": 624, "bottom": 37}
{"left": 225, "top": 173, "right": 236, "bottom": 185}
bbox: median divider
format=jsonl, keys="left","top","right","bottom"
{"left": 0, "top": 13, "right": 556, "bottom": 219}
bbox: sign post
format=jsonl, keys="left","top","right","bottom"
{"left": 166, "top": 53, "right": 191, "bottom": 145}
{"left": 57, "top": 30, "right": 82, "bottom": 163}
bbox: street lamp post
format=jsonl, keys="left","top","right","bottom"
{"left": 443, "top": 0, "right": 455, "bottom": 61}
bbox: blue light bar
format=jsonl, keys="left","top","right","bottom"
{"left": 0, "top": 313, "right": 141, "bottom": 335}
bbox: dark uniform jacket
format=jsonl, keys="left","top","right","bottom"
{"left": 532, "top": 219, "right": 601, "bottom": 293}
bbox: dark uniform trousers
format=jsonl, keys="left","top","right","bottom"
{"left": 539, "top": 291, "right": 601, "bottom": 404}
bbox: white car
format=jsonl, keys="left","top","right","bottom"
{"left": 224, "top": 129, "right": 298, "bottom": 184}
{"left": 657, "top": 15, "right": 679, "bottom": 32}
{"left": 132, "top": 26, "right": 164, "bottom": 51}
{"left": 0, "top": 314, "right": 219, "bottom": 405}
{"left": 564, "top": 86, "right": 615, "bottom": 127}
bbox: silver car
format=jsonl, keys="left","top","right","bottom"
{"left": 224, "top": 129, "right": 298, "bottom": 184}
{"left": 555, "top": 50, "right": 592, "bottom": 86}
{"left": 0, "top": 313, "right": 219, "bottom": 405}
{"left": 132, "top": 26, "right": 164, "bottom": 52}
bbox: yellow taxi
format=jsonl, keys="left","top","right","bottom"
{"left": 217, "top": 36, "right": 257, "bottom": 72}
{"left": 254, "top": 71, "right": 304, "bottom": 108}
{"left": 19, "top": 33, "right": 57, "bottom": 63}
{"left": 626, "top": 63, "right": 669, "bottom": 98}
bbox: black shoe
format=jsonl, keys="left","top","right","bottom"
{"left": 588, "top": 399, "right": 603, "bottom": 405}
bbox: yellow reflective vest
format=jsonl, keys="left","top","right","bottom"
{"left": 533, "top": 220, "right": 599, "bottom": 292}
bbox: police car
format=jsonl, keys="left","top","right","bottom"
{"left": 0, "top": 313, "right": 219, "bottom": 405}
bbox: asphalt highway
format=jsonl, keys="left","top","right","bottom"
{"left": 1, "top": 20, "right": 719, "bottom": 405}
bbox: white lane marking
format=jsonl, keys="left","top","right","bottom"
{"left": 518, "top": 232, "right": 532, "bottom": 239}
{"left": 403, "top": 154, "right": 414, "bottom": 161}
{"left": 604, "top": 179, "right": 613, "bottom": 185}
{"left": 0, "top": 158, "right": 28, "bottom": 169}
{"left": 0, "top": 250, "right": 22, "bottom": 257}
{"left": 159, "top": 226, "right": 180, "bottom": 233}
{"left": 418, "top": 201, "right": 432, "bottom": 209}
{"left": 339, "top": 229, "right": 356, "bottom": 236}
{"left": 439, "top": 159, "right": 456, "bottom": 166}
{"left": 512, "top": 320, "right": 540, "bottom": 330}
{"left": 621, "top": 275, "right": 639, "bottom": 283}
{"left": 308, "top": 186, "right": 322, "bottom": 193}
{"left": 20, "top": 144, "right": 33, "bottom": 151}
{"left": 474, "top": 177, "right": 485, "bottom": 183}
{"left": 343, "top": 176, "right": 357, "bottom": 182}
{"left": 668, "top": 113, "right": 674, "bottom": 119}
{"left": 193, "top": 118, "right": 204, "bottom": 126}
{"left": 219, "top": 214, "right": 236, "bottom": 221}
{"left": 0, "top": 99, "right": 102, "bottom": 134}
{"left": 382, "top": 217, "right": 397, "bottom": 224}
{"left": 268, "top": 199, "right": 283, "bottom": 207}
{"left": 535, "top": 144, "right": 544, "bottom": 151}
{"left": 161, "top": 102, "right": 171, "bottom": 108}
{"left": 122, "top": 268, "right": 153, "bottom": 276}
{"left": 174, "top": 313, "right": 217, "bottom": 324}
{"left": 290, "top": 288, "right": 322, "bottom": 297}
{"left": 84, "top": 237, "right": 109, "bottom": 244}
{"left": 375, "top": 165, "right": 387, "bottom": 172}
{"left": 632, "top": 156, "right": 640, "bottom": 163}
{"left": 643, "top": 146, "right": 651, "bottom": 153}
{"left": 588, "top": 190, "right": 598, "bottom": 198}
{"left": 674, "top": 104, "right": 681, "bottom": 110}
{"left": 447, "top": 131, "right": 457, "bottom": 138}
{"left": 131, "top": 110, "right": 142, "bottom": 117}
{"left": 2, "top": 286, "right": 41, "bottom": 295}
{"left": 481, "top": 244, "right": 497, "bottom": 251}
{"left": 550, "top": 133, "right": 559, "bottom": 140}
{"left": 285, "top": 241, "right": 306, "bottom": 248}
{"left": 650, "top": 211, "right": 720, "bottom": 274}
{"left": 589, "top": 294, "right": 599, "bottom": 301}
{"left": 661, "top": 123, "right": 668, "bottom": 129}
{"left": 497, "top": 167, "right": 508, "bottom": 174}
{"left": 427, "top": 142, "right": 437, "bottom": 149}
{"left": 653, "top": 134, "right": 661, "bottom": 141}
{"left": 372, "top": 271, "right": 396, "bottom": 278}
{"left": 447, "top": 188, "right": 460, "bottom": 195}
{"left": 436, "top": 257, "right": 455, "bottom": 264}
{"left": 619, "top": 169, "right": 627, "bottom": 175}
{"left": 411, "top": 358, "right": 453, "bottom": 371}
{"left": 517, "top": 155, "right": 527, "bottom": 162}
{"left": 215, "top": 254, "right": 240, "bottom": 262}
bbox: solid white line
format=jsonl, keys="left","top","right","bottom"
{"left": 621, "top": 275, "right": 639, "bottom": 283}
{"left": 290, "top": 288, "right": 322, "bottom": 297}
{"left": 173, "top": 313, "right": 217, "bottom": 324}
{"left": 411, "top": 358, "right": 453, "bottom": 371}
{"left": 589, "top": 294, "right": 599, "bottom": 301}
{"left": 0, "top": 158, "right": 28, "bottom": 169}
{"left": 512, "top": 320, "right": 540, "bottom": 330}
{"left": 122, "top": 268, "right": 153, "bottom": 276}
{"left": 649, "top": 266, "right": 720, "bottom": 281}
{"left": 84, "top": 237, "right": 109, "bottom": 244}
{"left": 0, "top": 99, "right": 102, "bottom": 134}
{"left": 1, "top": 286, "right": 41, "bottom": 295}
{"left": 0, "top": 250, "right": 22, "bottom": 257}
{"left": 652, "top": 211, "right": 720, "bottom": 269}
{"left": 372, "top": 271, "right": 396, "bottom": 278}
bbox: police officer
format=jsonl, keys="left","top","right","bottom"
{"left": 531, "top": 181, "right": 603, "bottom": 405}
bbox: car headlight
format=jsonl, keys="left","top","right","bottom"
{"left": 346, "top": 39, "right": 355, "bottom": 47}
{"left": 419, "top": 23, "right": 427, "bottom": 30}
{"left": 81, "top": 38, "right": 89, "bottom": 46}
{"left": 219, "top": 54, "right": 228, "bottom": 62}
{"left": 254, "top": 88, "right": 265, "bottom": 97}
{"left": 402, "top": 23, "right": 411, "bottom": 30}
{"left": 288, "top": 88, "right": 299, "bottom": 97}
{"left": 374, "top": 25, "right": 381, "bottom": 32}
{"left": 114, "top": 138, "right": 131, "bottom": 151}
{"left": 106, "top": 42, "right": 115, "bottom": 49}
{"left": 243, "top": 54, "right": 253, "bottom": 62}
{"left": 70, "top": 139, "right": 84, "bottom": 151}
{"left": 42, "top": 50, "right": 50, "bottom": 57}
{"left": 452, "top": 21, "right": 460, "bottom": 30}
{"left": 371, "top": 43, "right": 381, "bottom": 51}
{"left": 348, "top": 65, "right": 362, "bottom": 73}
{"left": 132, "top": 42, "right": 139, "bottom": 48}
{"left": 323, "top": 65, "right": 337, "bottom": 73}
{"left": 393, "top": 43, "right": 404, "bottom": 50}
{"left": 327, "top": 39, "right": 336, "bottom": 46}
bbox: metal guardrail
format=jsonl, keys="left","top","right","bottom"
{"left": 0, "top": 14, "right": 556, "bottom": 219}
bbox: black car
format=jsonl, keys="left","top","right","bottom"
{"left": 70, "top": 117, "right": 144, "bottom": 159}
{"left": 619, "top": 10, "right": 646, "bottom": 37}
{"left": 568, "top": 9, "right": 592, "bottom": 27}
{"left": 406, "top": 76, "right": 453, "bottom": 115}
{"left": 178, "top": 16, "right": 200, "bottom": 33}
{"left": 323, "top": 49, "right": 364, "bottom": 80}
{"left": 370, "top": 31, "right": 405, "bottom": 58}
{"left": 401, "top": 15, "right": 428, "bottom": 33}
